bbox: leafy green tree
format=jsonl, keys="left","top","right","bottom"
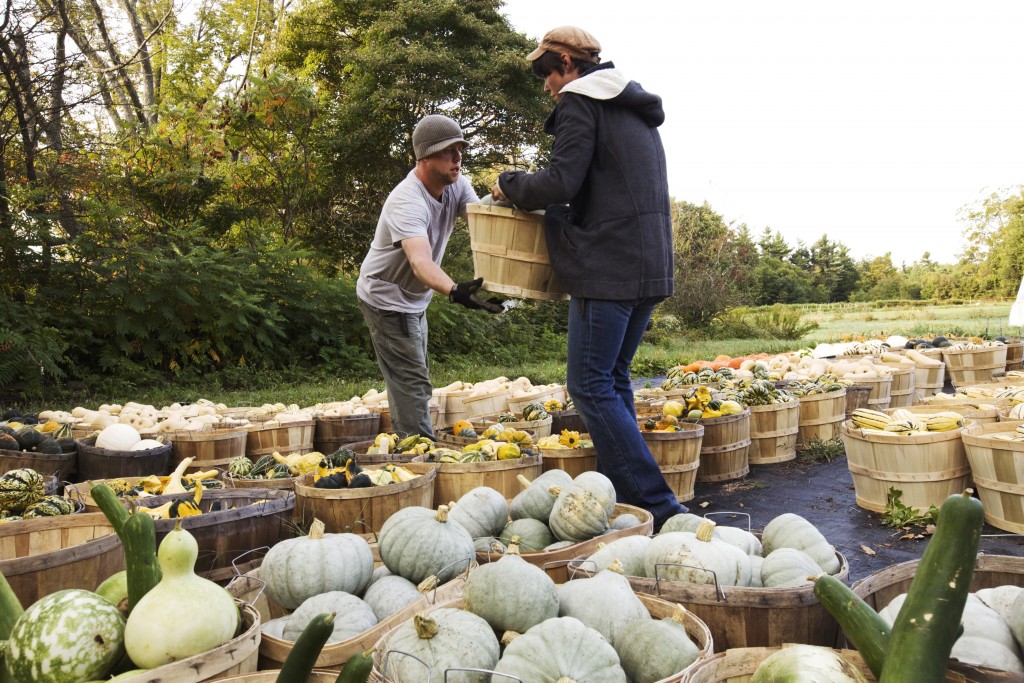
{"left": 752, "top": 258, "right": 813, "bottom": 305}
{"left": 809, "top": 235, "right": 859, "bottom": 302}
{"left": 271, "top": 0, "right": 551, "bottom": 266}
{"left": 758, "top": 228, "right": 791, "bottom": 260}
{"left": 666, "top": 200, "right": 749, "bottom": 325}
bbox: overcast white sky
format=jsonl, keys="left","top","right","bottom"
{"left": 498, "top": 0, "right": 1024, "bottom": 266}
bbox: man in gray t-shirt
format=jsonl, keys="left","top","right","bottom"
{"left": 357, "top": 114, "right": 502, "bottom": 438}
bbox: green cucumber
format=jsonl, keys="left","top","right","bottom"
{"left": 880, "top": 490, "right": 984, "bottom": 683}
{"left": 336, "top": 650, "right": 373, "bottom": 683}
{"left": 122, "top": 510, "right": 162, "bottom": 613}
{"left": 0, "top": 569, "right": 24, "bottom": 640}
{"left": 91, "top": 483, "right": 130, "bottom": 535}
{"left": 813, "top": 573, "right": 891, "bottom": 678}
{"left": 275, "top": 612, "right": 336, "bottom": 683}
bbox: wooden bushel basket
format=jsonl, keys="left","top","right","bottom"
{"left": 313, "top": 413, "right": 380, "bottom": 454}
{"left": 913, "top": 361, "right": 947, "bottom": 402}
{"left": 570, "top": 546, "right": 849, "bottom": 653}
{"left": 539, "top": 439, "right": 596, "bottom": 478}
{"left": 961, "top": 421, "right": 1024, "bottom": 533}
{"left": 293, "top": 462, "right": 438, "bottom": 534}
{"left": 696, "top": 410, "right": 751, "bottom": 483}
{"left": 887, "top": 403, "right": 998, "bottom": 425}
{"left": 641, "top": 423, "right": 704, "bottom": 501}
{"left": 374, "top": 406, "right": 439, "bottom": 435}
{"left": 0, "top": 512, "right": 124, "bottom": 607}
{"left": 1005, "top": 340, "right": 1024, "bottom": 371}
{"left": 466, "top": 203, "right": 569, "bottom": 301}
{"left": 550, "top": 408, "right": 588, "bottom": 434}
{"left": 65, "top": 472, "right": 227, "bottom": 512}
{"left": 371, "top": 592, "right": 712, "bottom": 683}
{"left": 412, "top": 454, "right": 543, "bottom": 508}
{"left": 213, "top": 672, "right": 337, "bottom": 683}
{"left": 246, "top": 419, "right": 315, "bottom": 459}
{"left": 484, "top": 503, "right": 653, "bottom": 584}
{"left": 883, "top": 363, "right": 916, "bottom": 407}
{"left": 226, "top": 473, "right": 299, "bottom": 491}
{"left": 943, "top": 344, "right": 1009, "bottom": 388}
{"left": 460, "top": 387, "right": 512, "bottom": 420}
{"left": 747, "top": 399, "right": 799, "bottom": 465}
{"left": 169, "top": 427, "right": 248, "bottom": 466}
{"left": 0, "top": 447, "right": 76, "bottom": 479}
{"left": 116, "top": 602, "right": 261, "bottom": 683}
{"left": 140, "top": 488, "right": 295, "bottom": 584}
{"left": 228, "top": 564, "right": 470, "bottom": 672}
{"left": 679, "top": 644, "right": 987, "bottom": 683}
{"left": 796, "top": 388, "right": 847, "bottom": 444}
{"left": 850, "top": 554, "right": 1024, "bottom": 683}
{"left": 859, "top": 374, "right": 894, "bottom": 411}
{"left": 840, "top": 420, "right": 971, "bottom": 514}
{"left": 75, "top": 436, "right": 172, "bottom": 481}
{"left": 478, "top": 414, "right": 553, "bottom": 439}
{"left": 506, "top": 385, "right": 563, "bottom": 415}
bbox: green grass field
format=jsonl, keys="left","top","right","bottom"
{"left": 26, "top": 301, "right": 1020, "bottom": 410}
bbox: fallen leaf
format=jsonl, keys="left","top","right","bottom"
{"left": 699, "top": 501, "right": 709, "bottom": 508}
{"left": 900, "top": 533, "right": 916, "bottom": 540}
{"left": 924, "top": 524, "right": 936, "bottom": 535}
{"left": 860, "top": 545, "right": 876, "bottom": 556}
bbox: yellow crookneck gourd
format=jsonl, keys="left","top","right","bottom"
{"left": 123, "top": 521, "right": 240, "bottom": 667}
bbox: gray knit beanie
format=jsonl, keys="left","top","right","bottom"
{"left": 413, "top": 114, "right": 469, "bottom": 161}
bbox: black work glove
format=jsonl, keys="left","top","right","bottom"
{"left": 449, "top": 277, "right": 504, "bottom": 314}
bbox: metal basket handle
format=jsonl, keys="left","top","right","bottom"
{"left": 231, "top": 546, "right": 270, "bottom": 575}
{"left": 702, "top": 510, "right": 753, "bottom": 533}
{"left": 64, "top": 482, "right": 84, "bottom": 505}
{"left": 445, "top": 668, "right": 522, "bottom": 682}
{"left": 225, "top": 573, "right": 266, "bottom": 606}
{"left": 382, "top": 648, "right": 432, "bottom": 682}
{"left": 565, "top": 557, "right": 598, "bottom": 579}
{"left": 654, "top": 561, "right": 727, "bottom": 602}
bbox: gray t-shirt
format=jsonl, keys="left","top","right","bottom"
{"left": 356, "top": 170, "right": 478, "bottom": 313}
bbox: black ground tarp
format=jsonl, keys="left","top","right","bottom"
{"left": 690, "top": 454, "right": 1024, "bottom": 584}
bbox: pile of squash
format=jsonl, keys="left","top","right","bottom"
{"left": 0, "top": 419, "right": 73, "bottom": 455}
{"left": 372, "top": 474, "right": 700, "bottom": 681}
{"left": 0, "top": 468, "right": 75, "bottom": 522}
{"left": 448, "top": 470, "right": 643, "bottom": 556}
{"left": 578, "top": 511, "right": 843, "bottom": 590}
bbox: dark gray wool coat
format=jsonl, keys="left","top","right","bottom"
{"left": 498, "top": 61, "right": 674, "bottom": 300}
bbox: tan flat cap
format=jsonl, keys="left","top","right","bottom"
{"left": 526, "top": 26, "right": 601, "bottom": 62}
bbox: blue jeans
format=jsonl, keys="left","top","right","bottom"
{"left": 566, "top": 297, "right": 686, "bottom": 526}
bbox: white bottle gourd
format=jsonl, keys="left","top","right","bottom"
{"left": 124, "top": 522, "right": 240, "bottom": 667}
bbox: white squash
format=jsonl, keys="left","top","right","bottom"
{"left": 95, "top": 423, "right": 142, "bottom": 451}
{"left": 751, "top": 644, "right": 869, "bottom": 682}
{"left": 558, "top": 562, "right": 650, "bottom": 646}
{"left": 124, "top": 524, "right": 240, "bottom": 667}
{"left": 760, "top": 547, "right": 824, "bottom": 588}
{"left": 131, "top": 439, "right": 165, "bottom": 451}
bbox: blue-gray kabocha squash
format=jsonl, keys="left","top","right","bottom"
{"left": 463, "top": 538, "right": 559, "bottom": 634}
{"left": 447, "top": 486, "right": 508, "bottom": 539}
{"left": 548, "top": 471, "right": 616, "bottom": 542}
{"left": 498, "top": 517, "right": 554, "bottom": 552}
{"left": 378, "top": 504, "right": 475, "bottom": 584}
{"left": 381, "top": 608, "right": 499, "bottom": 681}
{"left": 643, "top": 520, "right": 753, "bottom": 587}
{"left": 615, "top": 604, "right": 702, "bottom": 683}
{"left": 491, "top": 616, "right": 627, "bottom": 682}
{"left": 762, "top": 512, "right": 841, "bottom": 574}
{"left": 557, "top": 561, "right": 650, "bottom": 647}
{"left": 282, "top": 591, "right": 377, "bottom": 643}
{"left": 508, "top": 469, "right": 572, "bottom": 523}
{"left": 260, "top": 519, "right": 374, "bottom": 610}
